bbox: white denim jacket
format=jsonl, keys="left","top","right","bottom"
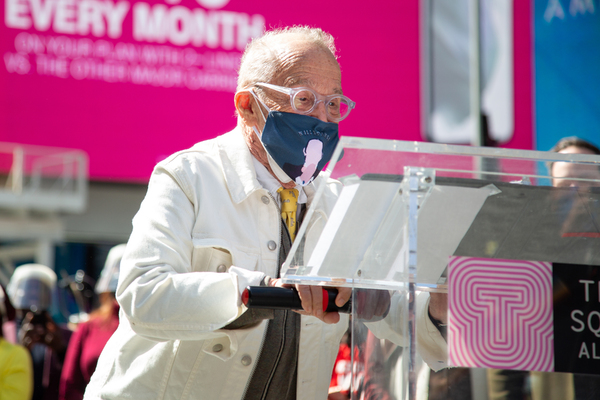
{"left": 84, "top": 128, "right": 446, "bottom": 400}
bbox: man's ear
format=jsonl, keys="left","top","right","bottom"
{"left": 235, "top": 91, "right": 259, "bottom": 126}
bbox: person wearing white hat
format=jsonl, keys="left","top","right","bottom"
{"left": 8, "top": 263, "right": 70, "bottom": 400}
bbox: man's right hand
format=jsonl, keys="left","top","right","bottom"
{"left": 267, "top": 279, "right": 391, "bottom": 323}
{"left": 268, "top": 278, "right": 351, "bottom": 324}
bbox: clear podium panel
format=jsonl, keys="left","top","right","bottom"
{"left": 283, "top": 136, "right": 600, "bottom": 288}
{"left": 281, "top": 137, "right": 600, "bottom": 399}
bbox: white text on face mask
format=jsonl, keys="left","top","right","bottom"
{"left": 297, "top": 130, "right": 330, "bottom": 139}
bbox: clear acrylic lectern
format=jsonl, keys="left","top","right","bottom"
{"left": 281, "top": 137, "right": 600, "bottom": 400}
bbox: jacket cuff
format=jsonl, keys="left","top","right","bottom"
{"left": 417, "top": 292, "right": 448, "bottom": 371}
{"left": 228, "top": 266, "right": 266, "bottom": 307}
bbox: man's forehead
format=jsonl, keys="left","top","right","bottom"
{"left": 285, "top": 77, "right": 343, "bottom": 94}
{"left": 265, "top": 37, "right": 340, "bottom": 84}
{"left": 552, "top": 161, "right": 600, "bottom": 179}
{"left": 275, "top": 54, "right": 342, "bottom": 94}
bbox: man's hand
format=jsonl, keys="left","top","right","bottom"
{"left": 268, "top": 279, "right": 351, "bottom": 324}
{"left": 354, "top": 289, "right": 390, "bottom": 322}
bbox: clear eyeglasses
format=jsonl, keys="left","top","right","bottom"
{"left": 254, "top": 82, "right": 356, "bottom": 122}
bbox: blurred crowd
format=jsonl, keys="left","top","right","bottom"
{"left": 0, "top": 244, "right": 125, "bottom": 400}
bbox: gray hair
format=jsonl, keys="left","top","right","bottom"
{"left": 236, "top": 26, "right": 337, "bottom": 92}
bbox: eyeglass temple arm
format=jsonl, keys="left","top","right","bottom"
{"left": 255, "top": 82, "right": 293, "bottom": 95}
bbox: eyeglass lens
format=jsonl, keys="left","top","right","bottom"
{"left": 291, "top": 90, "right": 350, "bottom": 121}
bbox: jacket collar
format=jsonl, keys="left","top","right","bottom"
{"left": 217, "top": 127, "right": 261, "bottom": 204}
{"left": 217, "top": 126, "right": 319, "bottom": 205}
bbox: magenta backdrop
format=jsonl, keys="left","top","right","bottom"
{"left": 1, "top": 0, "right": 533, "bottom": 182}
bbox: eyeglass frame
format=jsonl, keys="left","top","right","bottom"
{"left": 253, "top": 82, "right": 356, "bottom": 122}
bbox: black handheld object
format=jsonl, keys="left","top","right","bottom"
{"left": 242, "top": 286, "right": 351, "bottom": 314}
{"left": 27, "top": 311, "right": 48, "bottom": 327}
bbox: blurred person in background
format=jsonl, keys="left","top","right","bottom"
{"left": 7, "top": 264, "right": 71, "bottom": 400}
{"left": 550, "top": 136, "right": 600, "bottom": 188}
{"left": 59, "top": 244, "right": 125, "bottom": 400}
{"left": 59, "top": 268, "right": 98, "bottom": 331}
{"left": 488, "top": 137, "right": 600, "bottom": 400}
{"left": 328, "top": 328, "right": 351, "bottom": 400}
{"left": 546, "top": 137, "right": 600, "bottom": 400}
{"left": 0, "top": 284, "right": 33, "bottom": 400}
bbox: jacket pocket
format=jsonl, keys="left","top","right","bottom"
{"left": 191, "top": 237, "right": 259, "bottom": 273}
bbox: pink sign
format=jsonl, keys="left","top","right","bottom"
{"left": 448, "top": 256, "right": 554, "bottom": 372}
{"left": 1, "top": 1, "right": 533, "bottom": 182}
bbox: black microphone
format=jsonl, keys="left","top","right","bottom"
{"left": 242, "top": 286, "right": 351, "bottom": 313}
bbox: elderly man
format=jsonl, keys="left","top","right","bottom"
{"left": 84, "top": 27, "right": 447, "bottom": 400}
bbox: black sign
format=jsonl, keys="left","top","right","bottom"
{"left": 554, "top": 263, "right": 600, "bottom": 375}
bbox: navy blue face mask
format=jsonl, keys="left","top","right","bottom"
{"left": 253, "top": 110, "right": 339, "bottom": 186}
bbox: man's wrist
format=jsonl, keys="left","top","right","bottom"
{"left": 428, "top": 310, "right": 448, "bottom": 327}
{"left": 428, "top": 309, "right": 448, "bottom": 340}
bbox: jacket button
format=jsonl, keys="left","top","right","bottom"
{"left": 267, "top": 241, "right": 277, "bottom": 251}
{"left": 212, "top": 344, "right": 223, "bottom": 353}
{"left": 241, "top": 355, "right": 252, "bottom": 366}
{"left": 261, "top": 195, "right": 270, "bottom": 204}
{"left": 216, "top": 264, "right": 227, "bottom": 273}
